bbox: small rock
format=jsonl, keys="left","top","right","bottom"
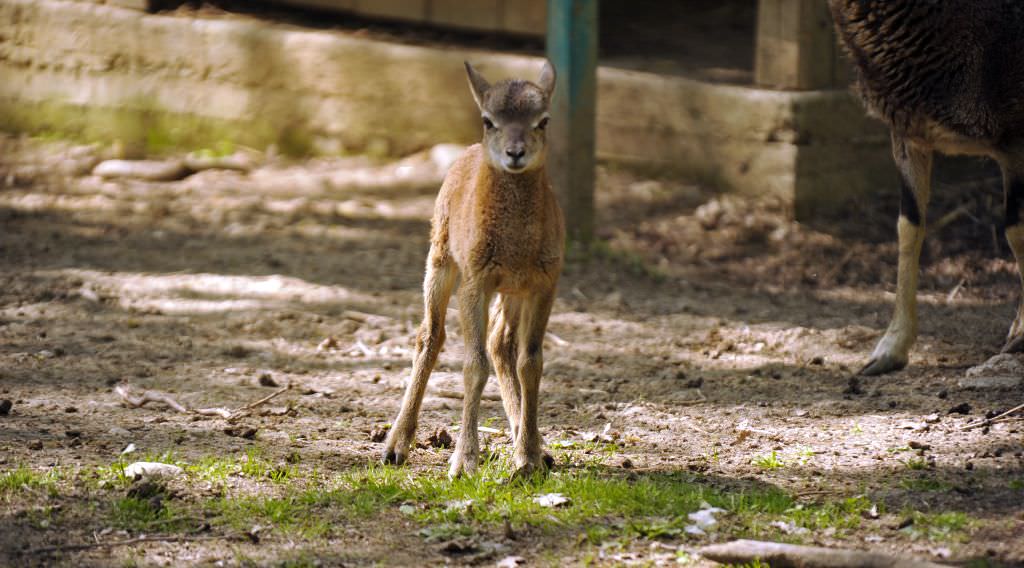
{"left": 533, "top": 493, "right": 571, "bottom": 508}
{"left": 65, "top": 430, "right": 81, "bottom": 438}
{"left": 810, "top": 356, "right": 825, "bottom": 366}
{"left": 369, "top": 426, "right": 390, "bottom": 443}
{"left": 258, "top": 373, "right": 278, "bottom": 387}
{"left": 222, "top": 345, "right": 251, "bottom": 358}
{"left": 427, "top": 427, "right": 453, "bottom": 449}
{"left": 28, "top": 440, "right": 43, "bottom": 451}
{"left": 948, "top": 402, "right": 972, "bottom": 415}
{"left": 959, "top": 375, "right": 1022, "bottom": 389}
{"left": 843, "top": 376, "right": 864, "bottom": 395}
{"left": 224, "top": 426, "right": 258, "bottom": 439}
{"left": 0, "top": 399, "right": 12, "bottom": 415}
{"left": 961, "top": 354, "right": 1024, "bottom": 389}
{"left": 108, "top": 426, "right": 132, "bottom": 437}
{"left": 64, "top": 406, "right": 78, "bottom": 413}
{"left": 127, "top": 479, "right": 165, "bottom": 500}
{"left": 908, "top": 441, "right": 931, "bottom": 451}
{"left": 123, "top": 461, "right": 183, "bottom": 480}
{"left": 620, "top": 458, "right": 633, "bottom": 469}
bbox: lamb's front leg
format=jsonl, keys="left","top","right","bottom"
{"left": 510, "top": 288, "right": 556, "bottom": 479}
{"left": 383, "top": 256, "right": 455, "bottom": 465}
{"left": 449, "top": 284, "right": 492, "bottom": 478}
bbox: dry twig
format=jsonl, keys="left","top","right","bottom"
{"left": 431, "top": 387, "right": 502, "bottom": 402}
{"left": 24, "top": 534, "right": 223, "bottom": 555}
{"left": 959, "top": 402, "right": 1024, "bottom": 431}
{"left": 115, "top": 383, "right": 291, "bottom": 422}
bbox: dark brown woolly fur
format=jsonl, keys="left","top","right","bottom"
{"left": 830, "top": 0, "right": 1024, "bottom": 146}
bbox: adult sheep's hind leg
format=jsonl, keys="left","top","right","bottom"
{"left": 999, "top": 153, "right": 1024, "bottom": 353}
{"left": 862, "top": 135, "right": 933, "bottom": 376}
{"left": 383, "top": 255, "right": 456, "bottom": 466}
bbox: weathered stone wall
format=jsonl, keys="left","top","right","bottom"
{"left": 0, "top": 0, "right": 895, "bottom": 215}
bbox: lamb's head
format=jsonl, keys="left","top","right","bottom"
{"left": 464, "top": 61, "right": 556, "bottom": 174}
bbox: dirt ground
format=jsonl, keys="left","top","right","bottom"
{"left": 1, "top": 134, "right": 1023, "bottom": 567}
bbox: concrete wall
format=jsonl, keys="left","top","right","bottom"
{"left": 0, "top": 0, "right": 895, "bottom": 216}
{"left": 269, "top": 0, "right": 547, "bottom": 36}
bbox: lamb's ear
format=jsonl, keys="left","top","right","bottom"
{"left": 464, "top": 62, "right": 490, "bottom": 110}
{"left": 537, "top": 59, "right": 556, "bottom": 98}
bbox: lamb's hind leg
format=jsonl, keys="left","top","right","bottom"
{"left": 999, "top": 155, "right": 1024, "bottom": 353}
{"left": 862, "top": 134, "right": 933, "bottom": 375}
{"left": 487, "top": 295, "right": 523, "bottom": 440}
{"left": 383, "top": 254, "right": 456, "bottom": 465}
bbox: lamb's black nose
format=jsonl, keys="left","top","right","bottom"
{"left": 506, "top": 148, "right": 526, "bottom": 160}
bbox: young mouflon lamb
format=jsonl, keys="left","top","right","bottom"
{"left": 382, "top": 61, "right": 565, "bottom": 478}
{"left": 830, "top": 0, "right": 1024, "bottom": 375}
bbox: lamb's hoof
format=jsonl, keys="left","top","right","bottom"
{"left": 859, "top": 353, "right": 907, "bottom": 376}
{"left": 382, "top": 448, "right": 407, "bottom": 466}
{"left": 510, "top": 455, "right": 552, "bottom": 483}
{"left": 1000, "top": 334, "right": 1024, "bottom": 353}
{"left": 448, "top": 452, "right": 478, "bottom": 479}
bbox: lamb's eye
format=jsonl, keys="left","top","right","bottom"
{"left": 536, "top": 117, "right": 549, "bottom": 130}
{"left": 483, "top": 116, "right": 495, "bottom": 130}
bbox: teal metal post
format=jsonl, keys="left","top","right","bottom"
{"left": 546, "top": 0, "right": 598, "bottom": 244}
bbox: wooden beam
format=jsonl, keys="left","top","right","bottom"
{"left": 546, "top": 0, "right": 598, "bottom": 244}
{"left": 755, "top": 0, "right": 844, "bottom": 90}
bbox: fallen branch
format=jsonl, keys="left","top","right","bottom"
{"left": 699, "top": 539, "right": 947, "bottom": 568}
{"left": 431, "top": 387, "right": 502, "bottom": 402}
{"left": 343, "top": 310, "right": 394, "bottom": 325}
{"left": 115, "top": 383, "right": 291, "bottom": 422}
{"left": 959, "top": 402, "right": 1024, "bottom": 431}
{"left": 676, "top": 389, "right": 707, "bottom": 406}
{"left": 24, "top": 534, "right": 223, "bottom": 555}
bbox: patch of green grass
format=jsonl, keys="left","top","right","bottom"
{"left": 333, "top": 460, "right": 795, "bottom": 539}
{"left": 209, "top": 495, "right": 330, "bottom": 539}
{"left": 0, "top": 466, "right": 55, "bottom": 495}
{"left": 240, "top": 448, "right": 295, "bottom": 483}
{"left": 902, "top": 510, "right": 973, "bottom": 542}
{"left": 186, "top": 455, "right": 238, "bottom": 483}
{"left": 783, "top": 495, "right": 875, "bottom": 533}
{"left": 110, "top": 497, "right": 179, "bottom": 531}
{"left": 900, "top": 477, "right": 952, "bottom": 492}
{"left": 903, "top": 457, "right": 929, "bottom": 470}
{"left": 752, "top": 451, "right": 785, "bottom": 470}
{"left": 1009, "top": 478, "right": 1024, "bottom": 491}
